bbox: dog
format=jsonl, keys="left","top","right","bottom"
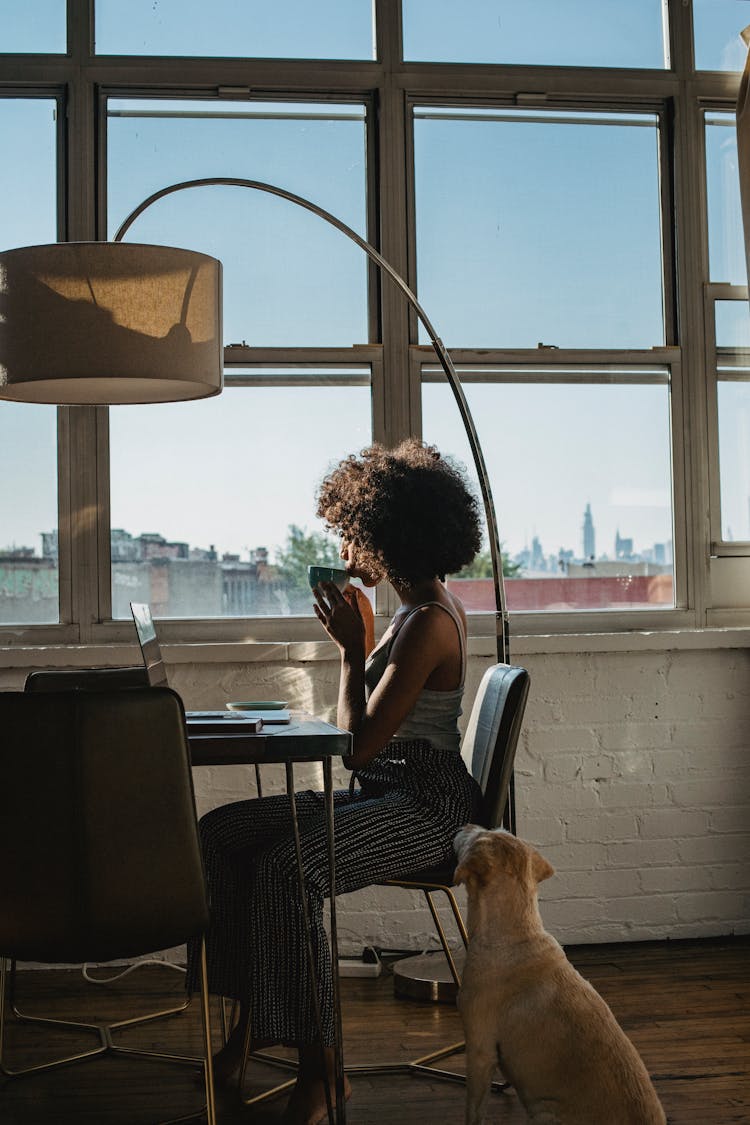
{"left": 454, "top": 825, "right": 666, "bottom": 1125}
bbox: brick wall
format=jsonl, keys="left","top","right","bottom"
{"left": 2, "top": 643, "right": 748, "bottom": 956}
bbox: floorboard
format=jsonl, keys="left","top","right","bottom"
{"left": 1, "top": 936, "right": 748, "bottom": 1123}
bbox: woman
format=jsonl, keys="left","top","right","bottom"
{"left": 194, "top": 439, "right": 483, "bottom": 1125}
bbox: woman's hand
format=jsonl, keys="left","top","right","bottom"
{"left": 313, "top": 582, "right": 366, "bottom": 655}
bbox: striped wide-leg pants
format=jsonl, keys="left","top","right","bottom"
{"left": 187, "top": 740, "right": 481, "bottom": 1046}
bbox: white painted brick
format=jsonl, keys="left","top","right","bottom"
{"left": 639, "top": 866, "right": 714, "bottom": 894}
{"left": 550, "top": 868, "right": 641, "bottom": 899}
{"left": 651, "top": 749, "right": 687, "bottom": 778}
{"left": 615, "top": 750, "right": 657, "bottom": 778}
{"left": 606, "top": 839, "right": 681, "bottom": 867}
{"left": 529, "top": 725, "right": 599, "bottom": 752}
{"left": 638, "top": 808, "right": 711, "bottom": 838}
{"left": 580, "top": 755, "right": 617, "bottom": 781}
{"left": 537, "top": 897, "right": 604, "bottom": 929}
{"left": 678, "top": 834, "right": 750, "bottom": 864}
{"left": 603, "top": 895, "right": 678, "bottom": 927}
{"left": 525, "top": 783, "right": 602, "bottom": 813}
{"left": 568, "top": 813, "right": 638, "bottom": 843}
{"left": 542, "top": 754, "right": 582, "bottom": 783}
{"left": 681, "top": 745, "right": 749, "bottom": 775}
{"left": 706, "top": 863, "right": 750, "bottom": 891}
{"left": 674, "top": 891, "right": 749, "bottom": 924}
{"left": 537, "top": 842, "right": 608, "bottom": 870}
{"left": 668, "top": 778, "right": 748, "bottom": 807}
{"left": 517, "top": 816, "right": 567, "bottom": 846}
{"left": 673, "top": 720, "right": 750, "bottom": 749}
{"left": 599, "top": 723, "right": 672, "bottom": 751}
{"left": 597, "top": 781, "right": 670, "bottom": 809}
{"left": 710, "top": 807, "right": 750, "bottom": 833}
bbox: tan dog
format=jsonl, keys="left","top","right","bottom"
{"left": 454, "top": 825, "right": 666, "bottom": 1125}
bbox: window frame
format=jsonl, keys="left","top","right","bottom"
{"left": 0, "top": 0, "right": 748, "bottom": 645}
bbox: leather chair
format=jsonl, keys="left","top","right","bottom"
{"left": 0, "top": 687, "right": 216, "bottom": 1125}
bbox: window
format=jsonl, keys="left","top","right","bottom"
{"left": 693, "top": 0, "right": 749, "bottom": 72}
{"left": 0, "top": 1, "right": 746, "bottom": 639}
{"left": 413, "top": 108, "right": 665, "bottom": 349}
{"left": 106, "top": 97, "right": 372, "bottom": 619}
{"left": 0, "top": 97, "right": 59, "bottom": 625}
{"left": 107, "top": 100, "right": 369, "bottom": 346}
{"left": 95, "top": 0, "right": 374, "bottom": 59}
{"left": 402, "top": 0, "right": 668, "bottom": 68}
{"left": 109, "top": 370, "right": 372, "bottom": 618}
{"left": 0, "top": 1, "right": 66, "bottom": 53}
{"left": 422, "top": 366, "right": 675, "bottom": 614}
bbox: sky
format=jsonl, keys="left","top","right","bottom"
{"left": 1, "top": 2, "right": 749, "bottom": 589}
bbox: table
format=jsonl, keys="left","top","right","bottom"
{"left": 187, "top": 713, "right": 351, "bottom": 1125}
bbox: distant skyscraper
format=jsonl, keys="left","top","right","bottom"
{"left": 582, "top": 503, "right": 595, "bottom": 560}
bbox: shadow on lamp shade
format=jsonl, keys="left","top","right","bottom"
{"left": 0, "top": 242, "right": 223, "bottom": 404}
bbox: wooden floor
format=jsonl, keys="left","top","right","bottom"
{"left": 1, "top": 936, "right": 748, "bottom": 1124}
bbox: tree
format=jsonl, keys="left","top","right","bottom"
{"left": 273, "top": 524, "right": 341, "bottom": 611}
{"left": 455, "top": 547, "right": 522, "bottom": 579}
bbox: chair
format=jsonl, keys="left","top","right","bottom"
{"left": 361, "top": 661, "right": 530, "bottom": 1088}
{"left": 0, "top": 687, "right": 217, "bottom": 1125}
{"left": 249, "top": 662, "right": 530, "bottom": 1101}
{"left": 22, "top": 666, "right": 192, "bottom": 1031}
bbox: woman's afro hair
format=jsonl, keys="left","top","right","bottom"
{"left": 316, "top": 439, "right": 482, "bottom": 587}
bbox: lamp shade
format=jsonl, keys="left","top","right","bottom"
{"left": 0, "top": 242, "right": 223, "bottom": 404}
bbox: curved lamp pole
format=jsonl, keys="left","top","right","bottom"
{"left": 114, "top": 177, "right": 509, "bottom": 668}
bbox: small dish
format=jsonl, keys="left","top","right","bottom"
{"left": 226, "top": 700, "right": 289, "bottom": 711}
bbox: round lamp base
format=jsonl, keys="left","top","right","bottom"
{"left": 392, "top": 949, "right": 466, "bottom": 1004}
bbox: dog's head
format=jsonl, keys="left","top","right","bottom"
{"left": 453, "top": 825, "right": 554, "bottom": 891}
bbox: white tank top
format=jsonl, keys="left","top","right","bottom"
{"left": 364, "top": 599, "right": 466, "bottom": 754}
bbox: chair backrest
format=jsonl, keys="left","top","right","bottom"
{"left": 0, "top": 687, "right": 208, "bottom": 965}
{"left": 460, "top": 663, "right": 530, "bottom": 829}
{"left": 25, "top": 666, "right": 148, "bottom": 692}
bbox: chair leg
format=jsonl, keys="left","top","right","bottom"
{"left": 1, "top": 954, "right": 204, "bottom": 1077}
{"left": 350, "top": 889, "right": 509, "bottom": 1094}
{"left": 0, "top": 956, "right": 107, "bottom": 1078}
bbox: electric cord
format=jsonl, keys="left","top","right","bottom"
{"left": 82, "top": 958, "right": 186, "bottom": 984}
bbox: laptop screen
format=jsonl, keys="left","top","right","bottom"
{"left": 130, "top": 602, "right": 169, "bottom": 688}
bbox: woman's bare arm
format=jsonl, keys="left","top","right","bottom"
{"left": 313, "top": 582, "right": 462, "bottom": 769}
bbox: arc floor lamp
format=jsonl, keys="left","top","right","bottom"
{"left": 112, "top": 177, "right": 510, "bottom": 669}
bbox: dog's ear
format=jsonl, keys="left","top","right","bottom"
{"left": 454, "top": 840, "right": 493, "bottom": 888}
{"left": 530, "top": 847, "right": 555, "bottom": 884}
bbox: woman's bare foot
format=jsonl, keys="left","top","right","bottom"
{"left": 282, "top": 1046, "right": 351, "bottom": 1125}
{"left": 212, "top": 1020, "right": 248, "bottom": 1085}
{"left": 282, "top": 1073, "right": 352, "bottom": 1125}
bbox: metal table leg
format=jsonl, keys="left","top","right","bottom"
{"left": 286, "top": 761, "right": 345, "bottom": 1125}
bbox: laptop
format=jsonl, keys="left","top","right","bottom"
{"left": 129, "top": 602, "right": 265, "bottom": 733}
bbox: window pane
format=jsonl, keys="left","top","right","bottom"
{"left": 423, "top": 373, "right": 674, "bottom": 613}
{"left": 0, "top": 404, "right": 58, "bottom": 624}
{"left": 109, "top": 372, "right": 371, "bottom": 618}
{"left": 403, "top": 0, "right": 667, "bottom": 68}
{"left": 694, "top": 0, "right": 748, "bottom": 72}
{"left": 414, "top": 108, "right": 664, "bottom": 348}
{"left": 0, "top": 98, "right": 59, "bottom": 625}
{"left": 0, "top": 0, "right": 66, "bottom": 53}
{"left": 716, "top": 299, "right": 750, "bottom": 347}
{"left": 107, "top": 100, "right": 368, "bottom": 347}
{"left": 95, "top": 0, "right": 374, "bottom": 58}
{"left": 717, "top": 379, "right": 750, "bottom": 540}
{"left": 705, "top": 112, "right": 746, "bottom": 285}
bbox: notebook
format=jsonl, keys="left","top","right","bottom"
{"left": 129, "top": 602, "right": 264, "bottom": 734}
